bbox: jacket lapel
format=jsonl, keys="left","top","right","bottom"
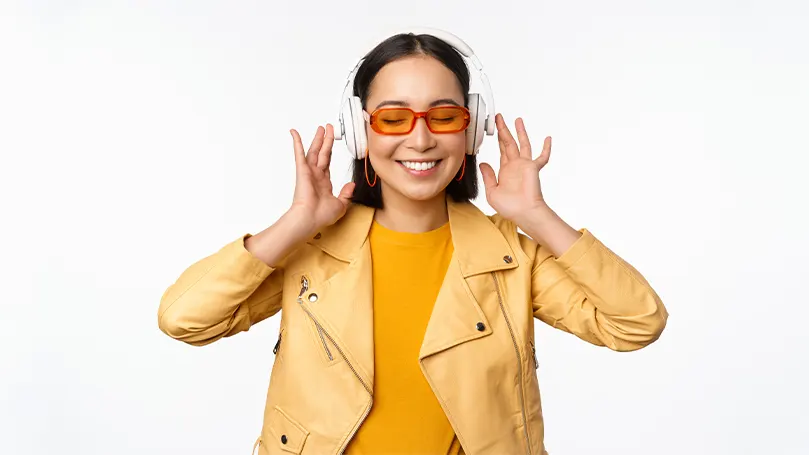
{"left": 418, "top": 199, "right": 518, "bottom": 360}
{"left": 304, "top": 197, "right": 520, "bottom": 385}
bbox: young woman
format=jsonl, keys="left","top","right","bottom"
{"left": 158, "top": 29, "right": 668, "bottom": 455}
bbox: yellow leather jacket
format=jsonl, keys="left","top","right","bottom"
{"left": 158, "top": 198, "right": 668, "bottom": 455}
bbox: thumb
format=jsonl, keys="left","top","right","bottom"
{"left": 337, "top": 181, "right": 356, "bottom": 207}
{"left": 479, "top": 162, "right": 497, "bottom": 191}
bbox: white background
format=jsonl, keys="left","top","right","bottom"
{"left": 2, "top": 1, "right": 808, "bottom": 454}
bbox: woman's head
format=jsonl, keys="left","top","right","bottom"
{"left": 349, "top": 33, "right": 479, "bottom": 208}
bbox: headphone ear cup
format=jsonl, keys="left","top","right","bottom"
{"left": 350, "top": 97, "right": 368, "bottom": 159}
{"left": 466, "top": 93, "right": 487, "bottom": 156}
{"left": 339, "top": 96, "right": 367, "bottom": 159}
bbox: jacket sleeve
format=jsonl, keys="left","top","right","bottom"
{"left": 527, "top": 228, "right": 668, "bottom": 351}
{"left": 157, "top": 234, "right": 284, "bottom": 346}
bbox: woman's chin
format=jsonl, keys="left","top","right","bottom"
{"left": 396, "top": 182, "right": 449, "bottom": 202}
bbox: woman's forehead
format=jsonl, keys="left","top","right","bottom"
{"left": 367, "top": 56, "right": 464, "bottom": 108}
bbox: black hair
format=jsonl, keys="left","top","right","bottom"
{"left": 348, "top": 32, "right": 479, "bottom": 208}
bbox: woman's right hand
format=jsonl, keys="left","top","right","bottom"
{"left": 287, "top": 124, "right": 356, "bottom": 235}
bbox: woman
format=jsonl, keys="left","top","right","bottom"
{"left": 157, "top": 29, "right": 668, "bottom": 455}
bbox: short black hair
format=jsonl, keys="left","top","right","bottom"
{"left": 348, "top": 32, "right": 479, "bottom": 209}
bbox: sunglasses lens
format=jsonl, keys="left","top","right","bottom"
{"left": 374, "top": 109, "right": 415, "bottom": 134}
{"left": 426, "top": 107, "right": 469, "bottom": 132}
{"left": 370, "top": 106, "right": 470, "bottom": 134}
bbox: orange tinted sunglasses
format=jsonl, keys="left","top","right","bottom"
{"left": 364, "top": 106, "right": 471, "bottom": 135}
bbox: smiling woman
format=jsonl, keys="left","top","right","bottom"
{"left": 157, "top": 28, "right": 668, "bottom": 455}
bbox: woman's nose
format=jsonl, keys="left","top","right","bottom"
{"left": 409, "top": 117, "right": 435, "bottom": 151}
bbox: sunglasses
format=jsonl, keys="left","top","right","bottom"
{"left": 364, "top": 106, "right": 471, "bottom": 135}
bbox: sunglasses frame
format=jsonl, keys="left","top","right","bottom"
{"left": 364, "top": 106, "right": 471, "bottom": 135}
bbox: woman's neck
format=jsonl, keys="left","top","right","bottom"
{"left": 374, "top": 188, "right": 449, "bottom": 233}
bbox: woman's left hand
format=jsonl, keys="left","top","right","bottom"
{"left": 479, "top": 114, "right": 552, "bottom": 223}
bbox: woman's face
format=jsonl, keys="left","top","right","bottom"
{"left": 364, "top": 55, "right": 467, "bottom": 203}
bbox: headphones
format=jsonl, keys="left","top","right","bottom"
{"left": 334, "top": 27, "right": 496, "bottom": 160}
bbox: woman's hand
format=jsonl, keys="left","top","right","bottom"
{"left": 479, "top": 114, "right": 552, "bottom": 224}
{"left": 288, "top": 124, "right": 355, "bottom": 233}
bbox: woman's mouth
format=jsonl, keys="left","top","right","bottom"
{"left": 397, "top": 159, "right": 442, "bottom": 176}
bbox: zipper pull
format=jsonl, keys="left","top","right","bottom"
{"left": 296, "top": 275, "right": 309, "bottom": 304}
{"left": 272, "top": 332, "right": 282, "bottom": 355}
{"left": 531, "top": 341, "right": 538, "bottom": 369}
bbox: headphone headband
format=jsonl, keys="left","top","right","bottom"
{"left": 336, "top": 28, "right": 495, "bottom": 138}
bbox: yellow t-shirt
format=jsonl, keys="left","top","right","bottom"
{"left": 344, "top": 219, "right": 464, "bottom": 455}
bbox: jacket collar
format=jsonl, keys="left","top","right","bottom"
{"left": 308, "top": 194, "right": 517, "bottom": 277}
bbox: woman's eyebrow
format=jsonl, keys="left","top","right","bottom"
{"left": 429, "top": 98, "right": 461, "bottom": 107}
{"left": 373, "top": 98, "right": 462, "bottom": 110}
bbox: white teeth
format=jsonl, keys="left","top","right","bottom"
{"left": 401, "top": 160, "right": 437, "bottom": 171}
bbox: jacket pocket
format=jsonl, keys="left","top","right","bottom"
{"left": 267, "top": 405, "right": 310, "bottom": 454}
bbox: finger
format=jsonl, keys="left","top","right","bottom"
{"left": 337, "top": 181, "right": 356, "bottom": 207}
{"left": 291, "top": 129, "right": 306, "bottom": 170}
{"left": 479, "top": 162, "right": 497, "bottom": 192}
{"left": 495, "top": 114, "right": 509, "bottom": 163}
{"left": 533, "top": 136, "right": 552, "bottom": 169}
{"left": 515, "top": 118, "right": 532, "bottom": 159}
{"left": 317, "top": 123, "right": 335, "bottom": 170}
{"left": 306, "top": 126, "right": 324, "bottom": 167}
{"left": 495, "top": 113, "right": 520, "bottom": 159}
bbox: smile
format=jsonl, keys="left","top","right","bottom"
{"left": 399, "top": 160, "right": 440, "bottom": 170}
{"left": 396, "top": 159, "right": 443, "bottom": 176}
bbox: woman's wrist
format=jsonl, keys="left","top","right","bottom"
{"left": 244, "top": 208, "right": 318, "bottom": 267}
{"left": 280, "top": 206, "right": 321, "bottom": 241}
{"left": 515, "top": 203, "right": 582, "bottom": 258}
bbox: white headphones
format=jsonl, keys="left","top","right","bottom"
{"left": 334, "top": 27, "right": 496, "bottom": 160}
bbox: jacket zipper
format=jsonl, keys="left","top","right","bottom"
{"left": 340, "top": 397, "right": 373, "bottom": 455}
{"left": 297, "top": 275, "right": 333, "bottom": 361}
{"left": 491, "top": 272, "right": 533, "bottom": 455}
{"left": 296, "top": 275, "right": 373, "bottom": 454}
{"left": 317, "top": 326, "right": 333, "bottom": 361}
